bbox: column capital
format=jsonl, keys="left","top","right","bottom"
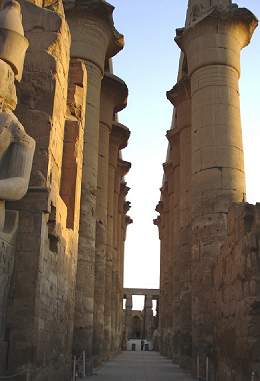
{"left": 175, "top": 6, "right": 258, "bottom": 76}
{"left": 163, "top": 162, "right": 172, "bottom": 177}
{"left": 102, "top": 72, "right": 128, "bottom": 114}
{"left": 125, "top": 215, "right": 133, "bottom": 225}
{"left": 65, "top": 0, "right": 124, "bottom": 72}
{"left": 160, "top": 182, "right": 168, "bottom": 198}
{"left": 118, "top": 159, "right": 131, "bottom": 177}
{"left": 153, "top": 216, "right": 161, "bottom": 227}
{"left": 166, "top": 128, "right": 177, "bottom": 144}
{"left": 123, "top": 201, "right": 131, "bottom": 214}
{"left": 155, "top": 201, "right": 164, "bottom": 214}
{"left": 167, "top": 78, "right": 191, "bottom": 107}
{"left": 111, "top": 122, "right": 130, "bottom": 149}
{"left": 120, "top": 181, "right": 130, "bottom": 197}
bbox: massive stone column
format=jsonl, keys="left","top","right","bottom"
{"left": 164, "top": 126, "right": 180, "bottom": 362}
{"left": 117, "top": 182, "right": 130, "bottom": 349}
{"left": 144, "top": 295, "right": 153, "bottom": 340}
{"left": 155, "top": 201, "right": 167, "bottom": 355}
{"left": 105, "top": 122, "right": 130, "bottom": 358}
{"left": 112, "top": 160, "right": 131, "bottom": 353}
{"left": 65, "top": 1, "right": 124, "bottom": 357}
{"left": 93, "top": 72, "right": 127, "bottom": 361}
{"left": 167, "top": 78, "right": 192, "bottom": 369}
{"left": 124, "top": 293, "right": 133, "bottom": 347}
{"left": 176, "top": 4, "right": 257, "bottom": 375}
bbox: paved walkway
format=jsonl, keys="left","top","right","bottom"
{"left": 88, "top": 351, "right": 194, "bottom": 380}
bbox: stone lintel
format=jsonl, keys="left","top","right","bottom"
{"left": 175, "top": 6, "right": 258, "bottom": 67}
{"left": 167, "top": 77, "right": 191, "bottom": 107}
{"left": 103, "top": 72, "right": 128, "bottom": 113}
{"left": 123, "top": 288, "right": 160, "bottom": 298}
{"left": 65, "top": 0, "right": 124, "bottom": 62}
{"left": 118, "top": 158, "right": 131, "bottom": 177}
{"left": 111, "top": 122, "right": 130, "bottom": 149}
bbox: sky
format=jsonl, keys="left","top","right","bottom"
{"left": 110, "top": 1, "right": 260, "bottom": 310}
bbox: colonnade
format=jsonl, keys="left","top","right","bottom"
{"left": 65, "top": 0, "right": 132, "bottom": 364}
{"left": 155, "top": 1, "right": 257, "bottom": 378}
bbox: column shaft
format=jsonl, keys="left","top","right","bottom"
{"left": 176, "top": 6, "right": 257, "bottom": 373}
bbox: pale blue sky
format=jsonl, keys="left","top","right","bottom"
{"left": 111, "top": 1, "right": 260, "bottom": 309}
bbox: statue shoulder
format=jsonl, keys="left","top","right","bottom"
{"left": 0, "top": 112, "right": 35, "bottom": 149}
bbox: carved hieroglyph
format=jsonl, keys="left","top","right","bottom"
{"left": 0, "top": 0, "right": 35, "bottom": 371}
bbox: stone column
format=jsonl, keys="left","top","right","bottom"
{"left": 155, "top": 202, "right": 166, "bottom": 355}
{"left": 124, "top": 294, "right": 133, "bottom": 346}
{"left": 144, "top": 295, "right": 153, "bottom": 340}
{"left": 117, "top": 182, "right": 130, "bottom": 349}
{"left": 176, "top": 5, "right": 257, "bottom": 374}
{"left": 93, "top": 73, "right": 127, "bottom": 361}
{"left": 162, "top": 163, "right": 174, "bottom": 359}
{"left": 105, "top": 122, "right": 130, "bottom": 358}
{"left": 65, "top": 1, "right": 124, "bottom": 357}
{"left": 112, "top": 161, "right": 131, "bottom": 353}
{"left": 167, "top": 78, "right": 192, "bottom": 369}
{"left": 165, "top": 127, "right": 180, "bottom": 362}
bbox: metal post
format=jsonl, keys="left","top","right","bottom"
{"left": 83, "top": 351, "right": 86, "bottom": 377}
{"left": 197, "top": 354, "right": 200, "bottom": 380}
{"left": 206, "top": 357, "right": 209, "bottom": 381}
{"left": 73, "top": 356, "right": 76, "bottom": 381}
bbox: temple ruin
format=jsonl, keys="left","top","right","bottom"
{"left": 0, "top": 0, "right": 259, "bottom": 380}
{"left": 155, "top": 0, "right": 260, "bottom": 380}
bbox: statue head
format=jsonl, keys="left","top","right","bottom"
{"left": 0, "top": 0, "right": 29, "bottom": 81}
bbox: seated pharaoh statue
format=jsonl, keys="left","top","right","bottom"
{"left": 0, "top": 0, "right": 35, "bottom": 370}
{"left": 0, "top": 0, "right": 34, "bottom": 229}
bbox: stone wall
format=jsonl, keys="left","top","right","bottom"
{"left": 214, "top": 203, "right": 260, "bottom": 380}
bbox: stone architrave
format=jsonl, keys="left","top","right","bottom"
{"left": 0, "top": 0, "right": 35, "bottom": 373}
{"left": 111, "top": 159, "right": 131, "bottom": 353}
{"left": 93, "top": 72, "right": 128, "bottom": 361}
{"left": 105, "top": 122, "right": 130, "bottom": 358}
{"left": 175, "top": 4, "right": 257, "bottom": 374}
{"left": 167, "top": 78, "right": 192, "bottom": 368}
{"left": 65, "top": 0, "right": 124, "bottom": 358}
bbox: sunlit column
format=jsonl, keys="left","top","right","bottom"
{"left": 167, "top": 78, "right": 192, "bottom": 368}
{"left": 112, "top": 160, "right": 131, "bottom": 353}
{"left": 105, "top": 122, "right": 130, "bottom": 358}
{"left": 93, "top": 73, "right": 127, "bottom": 361}
{"left": 65, "top": 0, "right": 124, "bottom": 358}
{"left": 176, "top": 5, "right": 257, "bottom": 372}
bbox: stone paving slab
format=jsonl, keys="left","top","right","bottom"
{"left": 87, "top": 351, "right": 194, "bottom": 380}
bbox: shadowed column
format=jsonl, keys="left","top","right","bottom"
{"left": 94, "top": 73, "right": 128, "bottom": 361}
{"left": 176, "top": 4, "right": 257, "bottom": 375}
{"left": 167, "top": 78, "right": 192, "bottom": 369}
{"left": 65, "top": 0, "right": 124, "bottom": 358}
{"left": 105, "top": 122, "right": 130, "bottom": 358}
